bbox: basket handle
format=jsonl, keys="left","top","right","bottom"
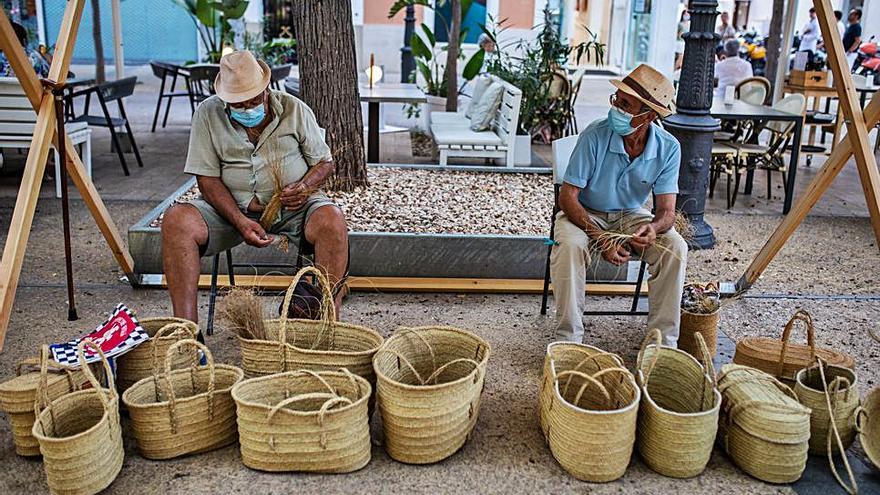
{"left": 854, "top": 407, "right": 868, "bottom": 434}
{"left": 636, "top": 329, "right": 664, "bottom": 384}
{"left": 33, "top": 346, "right": 55, "bottom": 419}
{"left": 375, "top": 348, "right": 426, "bottom": 385}
{"left": 278, "top": 266, "right": 337, "bottom": 351}
{"left": 76, "top": 339, "right": 117, "bottom": 409}
{"left": 23, "top": 351, "right": 79, "bottom": 395}
{"left": 718, "top": 368, "right": 800, "bottom": 402}
{"left": 149, "top": 322, "right": 197, "bottom": 376}
{"left": 162, "top": 339, "right": 216, "bottom": 434}
{"left": 423, "top": 358, "right": 481, "bottom": 385}
{"left": 266, "top": 393, "right": 352, "bottom": 451}
{"left": 286, "top": 369, "right": 337, "bottom": 396}
{"left": 558, "top": 350, "right": 624, "bottom": 397}
{"left": 817, "top": 358, "right": 859, "bottom": 495}
{"left": 393, "top": 327, "right": 437, "bottom": 372}
{"left": 777, "top": 310, "right": 816, "bottom": 377}
{"left": 554, "top": 370, "right": 611, "bottom": 409}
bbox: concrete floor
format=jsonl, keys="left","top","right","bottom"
{"left": 0, "top": 66, "right": 878, "bottom": 494}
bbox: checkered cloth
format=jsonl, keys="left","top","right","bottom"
{"left": 50, "top": 304, "right": 148, "bottom": 367}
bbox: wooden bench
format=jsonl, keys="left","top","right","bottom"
{"left": 430, "top": 75, "right": 522, "bottom": 168}
{"left": 0, "top": 77, "right": 91, "bottom": 198}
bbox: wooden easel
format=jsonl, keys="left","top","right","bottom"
{"left": 734, "top": 0, "right": 880, "bottom": 294}
{"left": 0, "top": 0, "right": 135, "bottom": 351}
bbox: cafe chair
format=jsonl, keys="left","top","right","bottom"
{"left": 709, "top": 142, "right": 743, "bottom": 209}
{"left": 269, "top": 64, "right": 293, "bottom": 90}
{"left": 540, "top": 135, "right": 647, "bottom": 317}
{"left": 149, "top": 61, "right": 193, "bottom": 131}
{"left": 735, "top": 76, "right": 771, "bottom": 106}
{"left": 187, "top": 64, "right": 220, "bottom": 108}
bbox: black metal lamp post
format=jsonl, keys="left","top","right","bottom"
{"left": 400, "top": 5, "right": 416, "bottom": 82}
{"left": 665, "top": 0, "right": 720, "bottom": 249}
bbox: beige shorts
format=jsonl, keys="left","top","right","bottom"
{"left": 187, "top": 194, "right": 336, "bottom": 257}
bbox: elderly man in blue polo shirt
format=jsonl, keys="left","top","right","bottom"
{"left": 550, "top": 64, "right": 687, "bottom": 346}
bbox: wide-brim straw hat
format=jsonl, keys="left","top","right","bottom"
{"left": 610, "top": 64, "right": 676, "bottom": 118}
{"left": 214, "top": 50, "right": 271, "bottom": 103}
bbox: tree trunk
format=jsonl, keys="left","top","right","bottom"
{"left": 292, "top": 0, "right": 367, "bottom": 191}
{"left": 764, "top": 0, "right": 785, "bottom": 100}
{"left": 444, "top": 0, "right": 461, "bottom": 112}
{"left": 90, "top": 0, "right": 105, "bottom": 83}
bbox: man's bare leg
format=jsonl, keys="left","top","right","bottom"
{"left": 162, "top": 204, "right": 209, "bottom": 323}
{"left": 304, "top": 205, "right": 349, "bottom": 311}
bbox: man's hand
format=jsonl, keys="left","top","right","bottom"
{"left": 279, "top": 181, "right": 312, "bottom": 211}
{"left": 599, "top": 240, "right": 631, "bottom": 266}
{"left": 629, "top": 223, "right": 657, "bottom": 252}
{"left": 237, "top": 218, "right": 273, "bottom": 248}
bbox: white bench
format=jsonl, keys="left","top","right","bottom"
{"left": 0, "top": 77, "right": 92, "bottom": 198}
{"left": 430, "top": 75, "right": 522, "bottom": 168}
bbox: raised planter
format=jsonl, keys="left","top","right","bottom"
{"left": 514, "top": 135, "right": 532, "bottom": 166}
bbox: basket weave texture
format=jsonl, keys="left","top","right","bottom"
{"left": 31, "top": 341, "right": 124, "bottom": 495}
{"left": 122, "top": 339, "right": 243, "bottom": 460}
{"left": 232, "top": 369, "right": 372, "bottom": 473}
{"left": 373, "top": 326, "right": 490, "bottom": 464}
{"left": 116, "top": 317, "right": 199, "bottom": 392}
{"left": 856, "top": 385, "right": 880, "bottom": 471}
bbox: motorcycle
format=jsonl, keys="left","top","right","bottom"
{"left": 853, "top": 36, "right": 880, "bottom": 83}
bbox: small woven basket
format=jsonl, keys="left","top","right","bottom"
{"left": 122, "top": 339, "right": 244, "bottom": 460}
{"left": 732, "top": 310, "right": 854, "bottom": 383}
{"left": 856, "top": 385, "right": 880, "bottom": 471}
{"left": 115, "top": 317, "right": 198, "bottom": 392}
{"left": 794, "top": 359, "right": 859, "bottom": 455}
{"left": 31, "top": 341, "right": 124, "bottom": 495}
{"left": 717, "top": 364, "right": 811, "bottom": 483}
{"left": 232, "top": 369, "right": 372, "bottom": 473}
{"left": 679, "top": 309, "right": 720, "bottom": 358}
{"left": 239, "top": 267, "right": 383, "bottom": 383}
{"left": 0, "top": 355, "right": 91, "bottom": 456}
{"left": 372, "top": 326, "right": 490, "bottom": 464}
{"left": 636, "top": 330, "right": 721, "bottom": 478}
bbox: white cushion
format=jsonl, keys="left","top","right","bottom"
{"left": 466, "top": 75, "right": 493, "bottom": 119}
{"left": 431, "top": 124, "right": 504, "bottom": 147}
{"left": 430, "top": 111, "right": 470, "bottom": 127}
{"left": 469, "top": 82, "right": 503, "bottom": 132}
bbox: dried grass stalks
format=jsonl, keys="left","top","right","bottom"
{"left": 259, "top": 142, "right": 285, "bottom": 231}
{"left": 219, "top": 287, "right": 267, "bottom": 340}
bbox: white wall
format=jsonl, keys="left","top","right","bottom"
{"left": 863, "top": 0, "right": 880, "bottom": 42}
{"left": 646, "top": 0, "right": 679, "bottom": 78}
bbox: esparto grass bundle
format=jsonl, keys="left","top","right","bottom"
{"left": 717, "top": 364, "right": 811, "bottom": 483}
{"left": 232, "top": 369, "right": 371, "bottom": 473}
{"left": 679, "top": 282, "right": 721, "bottom": 358}
{"left": 122, "top": 339, "right": 243, "bottom": 460}
{"left": 372, "top": 326, "right": 490, "bottom": 464}
{"left": 856, "top": 385, "right": 880, "bottom": 471}
{"left": 31, "top": 341, "right": 124, "bottom": 495}
{"left": 115, "top": 317, "right": 198, "bottom": 392}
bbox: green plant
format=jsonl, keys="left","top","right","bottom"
{"left": 171, "top": 0, "right": 250, "bottom": 62}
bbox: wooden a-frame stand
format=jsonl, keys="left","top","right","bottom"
{"left": 733, "top": 0, "right": 880, "bottom": 295}
{"left": 0, "top": 0, "right": 135, "bottom": 351}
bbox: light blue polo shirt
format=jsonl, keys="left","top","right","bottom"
{"left": 563, "top": 118, "right": 681, "bottom": 212}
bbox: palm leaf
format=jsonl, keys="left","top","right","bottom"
{"left": 462, "top": 49, "right": 485, "bottom": 81}
{"left": 388, "top": 0, "right": 432, "bottom": 18}
{"left": 411, "top": 33, "right": 432, "bottom": 61}
{"left": 421, "top": 23, "right": 436, "bottom": 46}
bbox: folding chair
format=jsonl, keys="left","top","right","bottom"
{"left": 540, "top": 135, "right": 647, "bottom": 316}
{"left": 149, "top": 61, "right": 193, "bottom": 131}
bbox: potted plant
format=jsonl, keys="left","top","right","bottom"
{"left": 171, "top": 0, "right": 250, "bottom": 62}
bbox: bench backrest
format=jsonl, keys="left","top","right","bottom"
{"left": 488, "top": 74, "right": 522, "bottom": 147}
{"left": 0, "top": 77, "right": 38, "bottom": 137}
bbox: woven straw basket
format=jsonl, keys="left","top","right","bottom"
{"left": 116, "top": 317, "right": 199, "bottom": 392}
{"left": 32, "top": 341, "right": 124, "bottom": 495}
{"left": 679, "top": 309, "right": 720, "bottom": 359}
{"left": 373, "top": 326, "right": 490, "bottom": 464}
{"left": 232, "top": 369, "right": 372, "bottom": 473}
{"left": 239, "top": 267, "right": 383, "bottom": 382}
{"left": 856, "top": 385, "right": 880, "bottom": 470}
{"left": 0, "top": 355, "right": 91, "bottom": 456}
{"left": 733, "top": 310, "right": 854, "bottom": 383}
{"left": 636, "top": 330, "right": 721, "bottom": 479}
{"left": 717, "top": 364, "right": 811, "bottom": 483}
{"left": 122, "top": 339, "right": 243, "bottom": 460}
{"left": 543, "top": 360, "right": 640, "bottom": 482}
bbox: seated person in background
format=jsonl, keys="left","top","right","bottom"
{"left": 162, "top": 51, "right": 348, "bottom": 324}
{"left": 0, "top": 22, "right": 49, "bottom": 78}
{"left": 714, "top": 38, "right": 752, "bottom": 97}
{"left": 550, "top": 64, "right": 688, "bottom": 347}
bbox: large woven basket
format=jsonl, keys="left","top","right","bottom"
{"left": 122, "top": 339, "right": 243, "bottom": 460}
{"left": 31, "top": 341, "right": 124, "bottom": 495}
{"left": 717, "top": 364, "right": 811, "bottom": 483}
{"left": 372, "top": 326, "right": 490, "bottom": 464}
{"left": 115, "top": 317, "right": 198, "bottom": 392}
{"left": 232, "top": 369, "right": 371, "bottom": 473}
{"left": 544, "top": 361, "right": 640, "bottom": 482}
{"left": 732, "top": 310, "right": 854, "bottom": 383}
{"left": 636, "top": 330, "right": 721, "bottom": 479}
{"left": 856, "top": 385, "right": 880, "bottom": 470}
{"left": 0, "top": 355, "right": 91, "bottom": 456}
{"left": 238, "top": 267, "right": 383, "bottom": 383}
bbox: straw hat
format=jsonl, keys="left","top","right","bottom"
{"left": 214, "top": 51, "right": 271, "bottom": 103}
{"left": 610, "top": 64, "right": 676, "bottom": 118}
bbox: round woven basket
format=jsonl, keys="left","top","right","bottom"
{"left": 717, "top": 364, "right": 811, "bottom": 484}
{"left": 122, "top": 339, "right": 243, "bottom": 460}
{"left": 232, "top": 369, "right": 372, "bottom": 473}
{"left": 372, "top": 326, "right": 490, "bottom": 464}
{"left": 239, "top": 267, "right": 383, "bottom": 384}
{"left": 636, "top": 330, "right": 721, "bottom": 478}
{"left": 545, "top": 365, "right": 640, "bottom": 482}
{"left": 0, "top": 355, "right": 91, "bottom": 456}
{"left": 795, "top": 360, "right": 859, "bottom": 455}
{"left": 856, "top": 385, "right": 880, "bottom": 470}
{"left": 116, "top": 317, "right": 198, "bottom": 392}
{"left": 31, "top": 341, "right": 124, "bottom": 495}
{"left": 679, "top": 309, "right": 720, "bottom": 359}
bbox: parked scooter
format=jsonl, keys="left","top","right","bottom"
{"left": 853, "top": 36, "right": 880, "bottom": 83}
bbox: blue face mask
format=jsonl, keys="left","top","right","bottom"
{"left": 230, "top": 103, "right": 266, "bottom": 127}
{"left": 607, "top": 105, "right": 648, "bottom": 136}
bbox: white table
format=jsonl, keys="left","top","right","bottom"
{"left": 359, "top": 84, "right": 426, "bottom": 163}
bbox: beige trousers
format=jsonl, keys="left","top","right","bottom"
{"left": 549, "top": 209, "right": 688, "bottom": 346}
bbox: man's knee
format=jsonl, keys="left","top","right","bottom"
{"left": 307, "top": 205, "right": 348, "bottom": 241}
{"left": 162, "top": 204, "right": 206, "bottom": 244}
{"left": 658, "top": 230, "right": 688, "bottom": 265}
